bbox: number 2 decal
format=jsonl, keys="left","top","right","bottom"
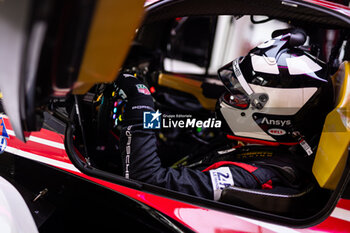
{"left": 217, "top": 172, "right": 229, "bottom": 181}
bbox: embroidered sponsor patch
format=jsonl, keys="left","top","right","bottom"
{"left": 136, "top": 84, "right": 151, "bottom": 95}
{"left": 236, "top": 151, "right": 273, "bottom": 159}
{"left": 268, "top": 128, "right": 286, "bottom": 136}
{"left": 300, "top": 139, "right": 313, "bottom": 156}
{"left": 209, "top": 166, "right": 234, "bottom": 201}
{"left": 118, "top": 89, "right": 127, "bottom": 99}
{"left": 217, "top": 147, "right": 237, "bottom": 155}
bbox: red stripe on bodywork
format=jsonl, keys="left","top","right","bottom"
{"left": 27, "top": 128, "right": 65, "bottom": 143}
{"left": 6, "top": 133, "right": 69, "bottom": 163}
{"left": 336, "top": 199, "right": 350, "bottom": 210}
{"left": 310, "top": 216, "right": 350, "bottom": 233}
{"left": 2, "top": 117, "right": 64, "bottom": 143}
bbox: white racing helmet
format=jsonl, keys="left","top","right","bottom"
{"left": 217, "top": 31, "right": 334, "bottom": 155}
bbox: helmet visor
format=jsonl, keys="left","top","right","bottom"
{"left": 218, "top": 57, "right": 254, "bottom": 97}
{"left": 222, "top": 92, "right": 250, "bottom": 109}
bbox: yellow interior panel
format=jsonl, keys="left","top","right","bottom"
{"left": 312, "top": 61, "right": 350, "bottom": 190}
{"left": 158, "top": 73, "right": 217, "bottom": 110}
{"left": 73, "top": 0, "right": 145, "bottom": 94}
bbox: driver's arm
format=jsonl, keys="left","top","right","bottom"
{"left": 117, "top": 73, "right": 272, "bottom": 200}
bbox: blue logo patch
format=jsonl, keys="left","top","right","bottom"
{"left": 143, "top": 110, "right": 161, "bottom": 129}
{"left": 0, "top": 137, "right": 7, "bottom": 154}
{"left": 0, "top": 117, "right": 9, "bottom": 138}
{"left": 0, "top": 117, "right": 8, "bottom": 154}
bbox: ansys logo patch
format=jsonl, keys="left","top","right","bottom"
{"left": 143, "top": 110, "right": 161, "bottom": 129}
{"left": 0, "top": 117, "right": 9, "bottom": 154}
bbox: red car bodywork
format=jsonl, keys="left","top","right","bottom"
{"left": 2, "top": 114, "right": 350, "bottom": 232}
{"left": 1, "top": 0, "right": 350, "bottom": 232}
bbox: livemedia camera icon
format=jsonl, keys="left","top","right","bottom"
{"left": 143, "top": 110, "right": 161, "bottom": 129}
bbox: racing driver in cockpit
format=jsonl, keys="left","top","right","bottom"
{"left": 117, "top": 30, "right": 333, "bottom": 201}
